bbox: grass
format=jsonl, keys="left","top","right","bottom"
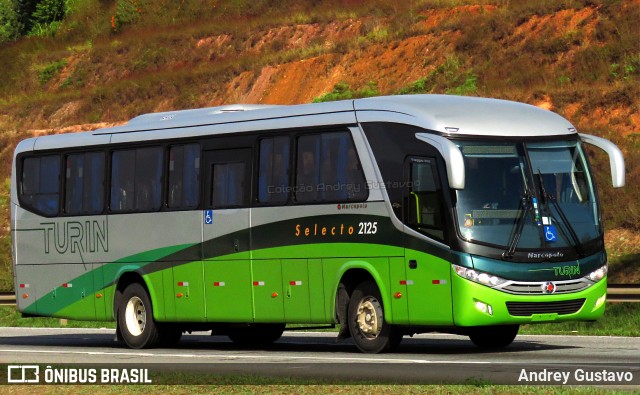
{"left": 0, "top": 382, "right": 629, "bottom": 394}
{"left": 0, "top": 306, "right": 115, "bottom": 329}
{"left": 520, "top": 302, "right": 640, "bottom": 337}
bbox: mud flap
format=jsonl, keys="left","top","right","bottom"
{"left": 335, "top": 283, "right": 351, "bottom": 342}
{"left": 115, "top": 322, "right": 123, "bottom": 342}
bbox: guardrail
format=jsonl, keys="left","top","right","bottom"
{"left": 607, "top": 284, "right": 640, "bottom": 303}
{"left": 0, "top": 292, "right": 16, "bottom": 306}
{"left": 1, "top": 285, "right": 639, "bottom": 306}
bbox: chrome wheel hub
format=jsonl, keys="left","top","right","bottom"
{"left": 125, "top": 296, "right": 146, "bottom": 336}
{"left": 356, "top": 296, "right": 382, "bottom": 338}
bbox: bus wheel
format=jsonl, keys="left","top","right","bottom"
{"left": 227, "top": 323, "right": 285, "bottom": 345}
{"left": 468, "top": 325, "right": 519, "bottom": 349}
{"left": 348, "top": 280, "right": 402, "bottom": 353}
{"left": 117, "top": 283, "right": 161, "bottom": 349}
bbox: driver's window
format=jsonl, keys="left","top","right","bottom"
{"left": 406, "top": 158, "right": 445, "bottom": 241}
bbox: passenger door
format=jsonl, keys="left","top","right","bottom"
{"left": 403, "top": 156, "right": 453, "bottom": 325}
{"left": 203, "top": 149, "right": 254, "bottom": 322}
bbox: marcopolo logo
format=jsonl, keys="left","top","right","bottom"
{"left": 542, "top": 281, "right": 556, "bottom": 294}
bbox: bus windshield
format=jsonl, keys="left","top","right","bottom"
{"left": 454, "top": 140, "right": 600, "bottom": 250}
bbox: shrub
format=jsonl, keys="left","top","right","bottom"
{"left": 313, "top": 82, "right": 353, "bottom": 102}
{"left": 398, "top": 55, "right": 478, "bottom": 96}
{"left": 313, "top": 81, "right": 379, "bottom": 103}
{"left": 37, "top": 59, "right": 68, "bottom": 85}
{"left": 111, "top": 0, "right": 142, "bottom": 33}
{"left": 27, "top": 19, "right": 61, "bottom": 37}
{"left": 446, "top": 75, "right": 478, "bottom": 96}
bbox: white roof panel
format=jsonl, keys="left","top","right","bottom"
{"left": 94, "top": 101, "right": 355, "bottom": 134}
{"left": 354, "top": 95, "right": 576, "bottom": 137}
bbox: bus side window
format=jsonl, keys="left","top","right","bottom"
{"left": 110, "top": 147, "right": 162, "bottom": 213}
{"left": 257, "top": 136, "right": 290, "bottom": 205}
{"left": 168, "top": 144, "right": 200, "bottom": 209}
{"left": 295, "top": 135, "right": 320, "bottom": 203}
{"left": 135, "top": 147, "right": 163, "bottom": 211}
{"left": 111, "top": 150, "right": 135, "bottom": 212}
{"left": 211, "top": 162, "right": 245, "bottom": 207}
{"left": 20, "top": 155, "right": 60, "bottom": 216}
{"left": 65, "top": 152, "right": 105, "bottom": 215}
{"left": 294, "top": 131, "right": 368, "bottom": 203}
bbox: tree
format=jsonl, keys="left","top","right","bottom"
{"left": 0, "top": 0, "right": 21, "bottom": 43}
{"left": 30, "top": 0, "right": 65, "bottom": 26}
{"left": 15, "top": 0, "right": 37, "bottom": 35}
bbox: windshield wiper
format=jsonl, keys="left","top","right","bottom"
{"left": 537, "top": 170, "right": 585, "bottom": 258}
{"left": 502, "top": 189, "right": 534, "bottom": 259}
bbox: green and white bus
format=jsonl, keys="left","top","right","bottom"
{"left": 11, "top": 95, "right": 625, "bottom": 353}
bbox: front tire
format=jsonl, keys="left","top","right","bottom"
{"left": 348, "top": 280, "right": 402, "bottom": 353}
{"left": 117, "top": 283, "right": 161, "bottom": 349}
{"left": 468, "top": 325, "right": 519, "bottom": 349}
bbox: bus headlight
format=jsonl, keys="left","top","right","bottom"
{"left": 586, "top": 265, "right": 608, "bottom": 282}
{"left": 453, "top": 264, "right": 507, "bottom": 287}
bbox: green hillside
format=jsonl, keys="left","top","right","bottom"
{"left": 0, "top": 0, "right": 638, "bottom": 291}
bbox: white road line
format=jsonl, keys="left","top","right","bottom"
{"left": 0, "top": 348, "right": 505, "bottom": 364}
{"left": 0, "top": 327, "right": 114, "bottom": 332}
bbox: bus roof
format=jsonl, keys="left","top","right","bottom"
{"left": 19, "top": 95, "right": 578, "bottom": 152}
{"left": 354, "top": 95, "right": 576, "bottom": 137}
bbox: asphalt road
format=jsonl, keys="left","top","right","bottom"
{"left": 0, "top": 328, "right": 638, "bottom": 385}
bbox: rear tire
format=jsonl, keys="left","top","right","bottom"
{"left": 227, "top": 323, "right": 285, "bottom": 345}
{"left": 348, "top": 280, "right": 402, "bottom": 353}
{"left": 468, "top": 325, "right": 519, "bottom": 349}
{"left": 117, "top": 282, "right": 161, "bottom": 349}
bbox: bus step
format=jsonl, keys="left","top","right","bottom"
{"left": 285, "top": 325, "right": 336, "bottom": 331}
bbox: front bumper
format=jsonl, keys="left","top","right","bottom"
{"left": 451, "top": 273, "right": 607, "bottom": 326}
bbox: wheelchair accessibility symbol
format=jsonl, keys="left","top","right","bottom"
{"left": 204, "top": 210, "right": 213, "bottom": 225}
{"left": 544, "top": 225, "right": 557, "bottom": 242}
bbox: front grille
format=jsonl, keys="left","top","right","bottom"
{"left": 501, "top": 280, "right": 590, "bottom": 295}
{"left": 506, "top": 299, "right": 586, "bottom": 316}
